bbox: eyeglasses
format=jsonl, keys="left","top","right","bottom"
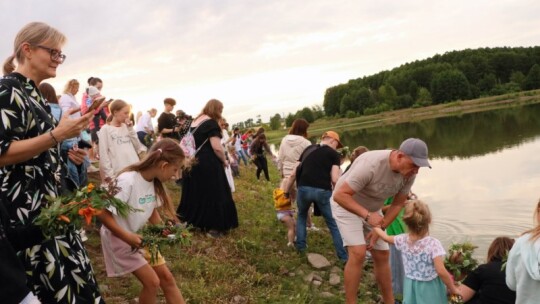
{"left": 34, "top": 45, "right": 66, "bottom": 63}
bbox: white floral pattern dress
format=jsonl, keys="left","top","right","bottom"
{"left": 394, "top": 234, "right": 447, "bottom": 304}
{"left": 0, "top": 73, "right": 104, "bottom": 304}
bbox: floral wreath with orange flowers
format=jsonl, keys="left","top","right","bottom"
{"left": 36, "top": 181, "right": 140, "bottom": 238}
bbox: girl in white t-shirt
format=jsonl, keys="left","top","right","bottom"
{"left": 98, "top": 99, "right": 146, "bottom": 183}
{"left": 98, "top": 138, "right": 185, "bottom": 304}
{"left": 373, "top": 200, "right": 460, "bottom": 304}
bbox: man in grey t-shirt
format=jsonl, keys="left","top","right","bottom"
{"left": 331, "top": 138, "right": 431, "bottom": 304}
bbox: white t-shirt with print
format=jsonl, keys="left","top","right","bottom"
{"left": 394, "top": 234, "right": 446, "bottom": 281}
{"left": 111, "top": 171, "right": 162, "bottom": 233}
{"left": 331, "top": 150, "right": 415, "bottom": 212}
{"left": 98, "top": 124, "right": 143, "bottom": 180}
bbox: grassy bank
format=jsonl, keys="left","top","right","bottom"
{"left": 265, "top": 89, "right": 540, "bottom": 143}
{"left": 85, "top": 164, "right": 381, "bottom": 303}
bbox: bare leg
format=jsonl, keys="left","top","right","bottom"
{"left": 371, "top": 249, "right": 394, "bottom": 304}
{"left": 153, "top": 264, "right": 185, "bottom": 304}
{"left": 132, "top": 264, "right": 160, "bottom": 304}
{"left": 281, "top": 214, "right": 296, "bottom": 244}
{"left": 344, "top": 245, "right": 366, "bottom": 304}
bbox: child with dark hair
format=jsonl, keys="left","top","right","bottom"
{"left": 459, "top": 236, "right": 516, "bottom": 304}
{"left": 249, "top": 133, "right": 276, "bottom": 181}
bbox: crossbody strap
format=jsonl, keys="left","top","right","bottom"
{"left": 192, "top": 118, "right": 210, "bottom": 156}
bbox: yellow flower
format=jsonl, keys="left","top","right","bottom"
{"left": 78, "top": 206, "right": 103, "bottom": 225}
{"left": 87, "top": 183, "right": 95, "bottom": 193}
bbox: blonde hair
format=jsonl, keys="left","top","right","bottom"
{"left": 63, "top": 79, "right": 79, "bottom": 94}
{"left": 3, "top": 22, "right": 66, "bottom": 74}
{"left": 524, "top": 199, "right": 540, "bottom": 242}
{"left": 106, "top": 99, "right": 130, "bottom": 123}
{"left": 402, "top": 199, "right": 432, "bottom": 237}
{"left": 198, "top": 99, "right": 223, "bottom": 121}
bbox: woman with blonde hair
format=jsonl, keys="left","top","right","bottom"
{"left": 177, "top": 99, "right": 238, "bottom": 238}
{"left": 1, "top": 22, "right": 102, "bottom": 303}
{"left": 506, "top": 199, "right": 540, "bottom": 303}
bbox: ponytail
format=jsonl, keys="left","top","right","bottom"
{"left": 3, "top": 54, "right": 16, "bottom": 75}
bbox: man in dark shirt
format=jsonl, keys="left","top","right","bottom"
{"left": 290, "top": 130, "right": 347, "bottom": 262}
{"left": 157, "top": 97, "right": 180, "bottom": 141}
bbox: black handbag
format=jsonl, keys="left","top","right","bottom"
{"left": 0, "top": 76, "right": 77, "bottom": 195}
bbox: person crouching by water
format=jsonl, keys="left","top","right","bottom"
{"left": 458, "top": 236, "right": 516, "bottom": 304}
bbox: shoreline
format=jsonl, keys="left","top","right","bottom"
{"left": 266, "top": 89, "right": 540, "bottom": 143}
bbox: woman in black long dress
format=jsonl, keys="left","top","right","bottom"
{"left": 177, "top": 99, "right": 238, "bottom": 237}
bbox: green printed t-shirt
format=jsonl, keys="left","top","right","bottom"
{"left": 384, "top": 197, "right": 406, "bottom": 236}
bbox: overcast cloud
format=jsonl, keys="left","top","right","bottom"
{"left": 2, "top": 0, "right": 540, "bottom": 123}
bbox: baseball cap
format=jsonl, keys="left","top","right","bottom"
{"left": 399, "top": 138, "right": 431, "bottom": 168}
{"left": 321, "top": 131, "right": 343, "bottom": 149}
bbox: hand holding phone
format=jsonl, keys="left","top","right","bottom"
{"left": 87, "top": 96, "right": 106, "bottom": 112}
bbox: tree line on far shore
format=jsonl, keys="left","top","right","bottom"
{"left": 251, "top": 46, "right": 540, "bottom": 131}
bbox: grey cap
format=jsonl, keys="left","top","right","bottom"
{"left": 399, "top": 138, "right": 431, "bottom": 168}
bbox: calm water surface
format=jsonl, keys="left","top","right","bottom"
{"left": 337, "top": 103, "right": 540, "bottom": 260}
{"left": 274, "top": 103, "right": 540, "bottom": 259}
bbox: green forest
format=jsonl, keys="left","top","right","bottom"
{"left": 258, "top": 47, "right": 540, "bottom": 130}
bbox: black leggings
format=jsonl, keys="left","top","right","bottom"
{"left": 254, "top": 155, "right": 269, "bottom": 181}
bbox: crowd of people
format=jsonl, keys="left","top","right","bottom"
{"left": 1, "top": 21, "right": 539, "bottom": 304}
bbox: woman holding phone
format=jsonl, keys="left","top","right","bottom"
{"left": 1, "top": 22, "right": 104, "bottom": 303}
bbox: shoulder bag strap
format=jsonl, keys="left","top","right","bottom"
{"left": 192, "top": 118, "right": 211, "bottom": 156}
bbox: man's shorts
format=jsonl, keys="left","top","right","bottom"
{"left": 331, "top": 201, "right": 389, "bottom": 251}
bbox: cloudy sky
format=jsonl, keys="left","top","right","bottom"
{"left": 3, "top": 0, "right": 539, "bottom": 124}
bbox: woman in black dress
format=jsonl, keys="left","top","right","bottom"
{"left": 177, "top": 99, "right": 238, "bottom": 238}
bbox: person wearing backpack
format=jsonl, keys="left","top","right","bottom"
{"left": 176, "top": 99, "right": 238, "bottom": 238}
{"left": 285, "top": 131, "right": 348, "bottom": 262}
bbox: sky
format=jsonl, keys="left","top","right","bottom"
{"left": 2, "top": 0, "right": 540, "bottom": 125}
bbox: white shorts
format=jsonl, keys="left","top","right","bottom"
{"left": 331, "top": 201, "right": 389, "bottom": 250}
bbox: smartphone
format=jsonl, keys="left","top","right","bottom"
{"left": 87, "top": 97, "right": 106, "bottom": 112}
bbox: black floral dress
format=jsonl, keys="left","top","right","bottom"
{"left": 0, "top": 73, "right": 104, "bottom": 304}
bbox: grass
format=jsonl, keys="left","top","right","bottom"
{"left": 85, "top": 164, "right": 381, "bottom": 303}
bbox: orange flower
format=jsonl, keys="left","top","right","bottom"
{"left": 58, "top": 215, "right": 71, "bottom": 223}
{"left": 78, "top": 206, "right": 103, "bottom": 225}
{"left": 87, "top": 183, "right": 95, "bottom": 193}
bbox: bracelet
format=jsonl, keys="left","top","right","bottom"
{"left": 49, "top": 131, "right": 59, "bottom": 145}
{"left": 364, "top": 212, "right": 371, "bottom": 222}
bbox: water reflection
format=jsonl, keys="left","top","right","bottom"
{"left": 340, "top": 103, "right": 540, "bottom": 160}
{"left": 267, "top": 104, "right": 532, "bottom": 259}
{"left": 337, "top": 103, "right": 540, "bottom": 259}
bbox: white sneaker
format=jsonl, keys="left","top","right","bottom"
{"left": 287, "top": 242, "right": 294, "bottom": 247}
{"left": 307, "top": 224, "right": 320, "bottom": 231}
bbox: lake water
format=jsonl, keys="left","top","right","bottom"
{"left": 336, "top": 103, "right": 540, "bottom": 260}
